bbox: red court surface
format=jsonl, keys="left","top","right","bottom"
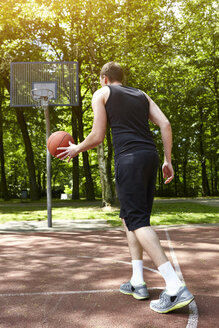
{"left": 0, "top": 225, "right": 218, "bottom": 328}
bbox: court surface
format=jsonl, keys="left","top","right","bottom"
{"left": 0, "top": 224, "right": 218, "bottom": 328}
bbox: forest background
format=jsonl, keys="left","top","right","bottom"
{"left": 0, "top": 0, "right": 218, "bottom": 205}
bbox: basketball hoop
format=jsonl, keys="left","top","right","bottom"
{"left": 10, "top": 61, "right": 79, "bottom": 228}
{"left": 31, "top": 88, "right": 54, "bottom": 108}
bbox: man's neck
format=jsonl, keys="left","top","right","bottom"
{"left": 108, "top": 82, "right": 122, "bottom": 86}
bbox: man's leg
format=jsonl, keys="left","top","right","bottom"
{"left": 134, "top": 226, "right": 168, "bottom": 267}
{"left": 123, "top": 222, "right": 183, "bottom": 293}
{"left": 123, "top": 219, "right": 143, "bottom": 260}
{"left": 124, "top": 224, "right": 183, "bottom": 294}
{"left": 133, "top": 226, "right": 194, "bottom": 313}
{"left": 134, "top": 226, "right": 183, "bottom": 293}
{"left": 119, "top": 220, "right": 149, "bottom": 300}
{"left": 122, "top": 219, "right": 144, "bottom": 285}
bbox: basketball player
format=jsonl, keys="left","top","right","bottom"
{"left": 58, "top": 62, "right": 194, "bottom": 313}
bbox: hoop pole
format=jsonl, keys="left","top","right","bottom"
{"left": 43, "top": 105, "right": 52, "bottom": 227}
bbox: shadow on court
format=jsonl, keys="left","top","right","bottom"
{"left": 0, "top": 226, "right": 218, "bottom": 328}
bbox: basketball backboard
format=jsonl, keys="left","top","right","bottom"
{"left": 10, "top": 61, "right": 79, "bottom": 107}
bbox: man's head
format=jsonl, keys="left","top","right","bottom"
{"left": 100, "top": 62, "right": 123, "bottom": 86}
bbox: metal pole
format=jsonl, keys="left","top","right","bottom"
{"left": 44, "top": 105, "right": 52, "bottom": 227}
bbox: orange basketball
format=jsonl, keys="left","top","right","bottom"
{"left": 47, "top": 131, "right": 74, "bottom": 157}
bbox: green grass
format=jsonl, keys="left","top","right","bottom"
{"left": 0, "top": 200, "right": 118, "bottom": 224}
{"left": 0, "top": 200, "right": 218, "bottom": 227}
{"left": 151, "top": 202, "right": 219, "bottom": 225}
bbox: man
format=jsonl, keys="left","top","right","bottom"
{"left": 58, "top": 62, "right": 194, "bottom": 313}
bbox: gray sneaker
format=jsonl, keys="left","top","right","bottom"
{"left": 119, "top": 281, "right": 149, "bottom": 300}
{"left": 150, "top": 286, "right": 194, "bottom": 313}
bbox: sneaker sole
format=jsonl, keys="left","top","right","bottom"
{"left": 150, "top": 297, "right": 194, "bottom": 314}
{"left": 119, "top": 289, "right": 149, "bottom": 300}
{"left": 133, "top": 292, "right": 150, "bottom": 300}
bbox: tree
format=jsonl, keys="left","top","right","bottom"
{"left": 0, "top": 0, "right": 218, "bottom": 201}
{"left": 0, "top": 85, "right": 9, "bottom": 200}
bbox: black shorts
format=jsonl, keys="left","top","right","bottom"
{"left": 115, "top": 150, "right": 159, "bottom": 231}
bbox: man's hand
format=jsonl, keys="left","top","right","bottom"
{"left": 57, "top": 141, "right": 79, "bottom": 162}
{"left": 162, "top": 162, "right": 174, "bottom": 184}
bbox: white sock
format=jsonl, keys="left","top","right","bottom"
{"left": 158, "top": 261, "right": 183, "bottom": 295}
{"left": 130, "top": 260, "right": 144, "bottom": 286}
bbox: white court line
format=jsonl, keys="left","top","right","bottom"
{"left": 165, "top": 228, "right": 198, "bottom": 328}
{"left": 0, "top": 289, "right": 119, "bottom": 297}
{"left": 0, "top": 256, "right": 161, "bottom": 298}
{"left": 0, "top": 287, "right": 163, "bottom": 298}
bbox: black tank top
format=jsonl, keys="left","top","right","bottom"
{"left": 105, "top": 85, "right": 157, "bottom": 158}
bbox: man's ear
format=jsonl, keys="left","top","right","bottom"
{"left": 103, "top": 75, "right": 109, "bottom": 85}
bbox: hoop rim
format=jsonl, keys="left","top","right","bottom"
{"left": 31, "top": 88, "right": 54, "bottom": 108}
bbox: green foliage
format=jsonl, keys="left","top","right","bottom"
{"left": 64, "top": 185, "right": 72, "bottom": 195}
{"left": 0, "top": 0, "right": 218, "bottom": 200}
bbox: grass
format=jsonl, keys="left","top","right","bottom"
{"left": 0, "top": 199, "right": 218, "bottom": 227}
{"left": 151, "top": 202, "right": 219, "bottom": 225}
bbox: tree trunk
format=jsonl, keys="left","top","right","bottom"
{"left": 42, "top": 171, "right": 46, "bottom": 195}
{"left": 37, "top": 170, "right": 42, "bottom": 197}
{"left": 72, "top": 107, "right": 79, "bottom": 199}
{"left": 199, "top": 109, "right": 210, "bottom": 196}
{"left": 15, "top": 108, "right": 39, "bottom": 200}
{"left": 183, "top": 157, "right": 187, "bottom": 196}
{"left": 81, "top": 151, "right": 95, "bottom": 200}
{"left": 212, "top": 34, "right": 219, "bottom": 121}
{"left": 0, "top": 90, "right": 9, "bottom": 200}
{"left": 174, "top": 159, "right": 178, "bottom": 197}
{"left": 97, "top": 143, "right": 113, "bottom": 206}
{"left": 210, "top": 130, "right": 217, "bottom": 196}
{"left": 106, "top": 126, "right": 114, "bottom": 200}
{"left": 158, "top": 165, "right": 163, "bottom": 194}
{"left": 200, "top": 156, "right": 210, "bottom": 196}
{"left": 214, "top": 164, "right": 218, "bottom": 195}
{"left": 77, "top": 83, "right": 95, "bottom": 201}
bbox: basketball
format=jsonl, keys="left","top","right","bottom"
{"left": 47, "top": 131, "right": 74, "bottom": 157}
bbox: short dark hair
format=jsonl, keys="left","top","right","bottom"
{"left": 100, "top": 62, "right": 123, "bottom": 83}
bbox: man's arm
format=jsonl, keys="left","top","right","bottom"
{"left": 145, "top": 93, "right": 174, "bottom": 184}
{"left": 57, "top": 87, "right": 109, "bottom": 162}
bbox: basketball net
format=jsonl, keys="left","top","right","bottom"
{"left": 31, "top": 88, "right": 54, "bottom": 108}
